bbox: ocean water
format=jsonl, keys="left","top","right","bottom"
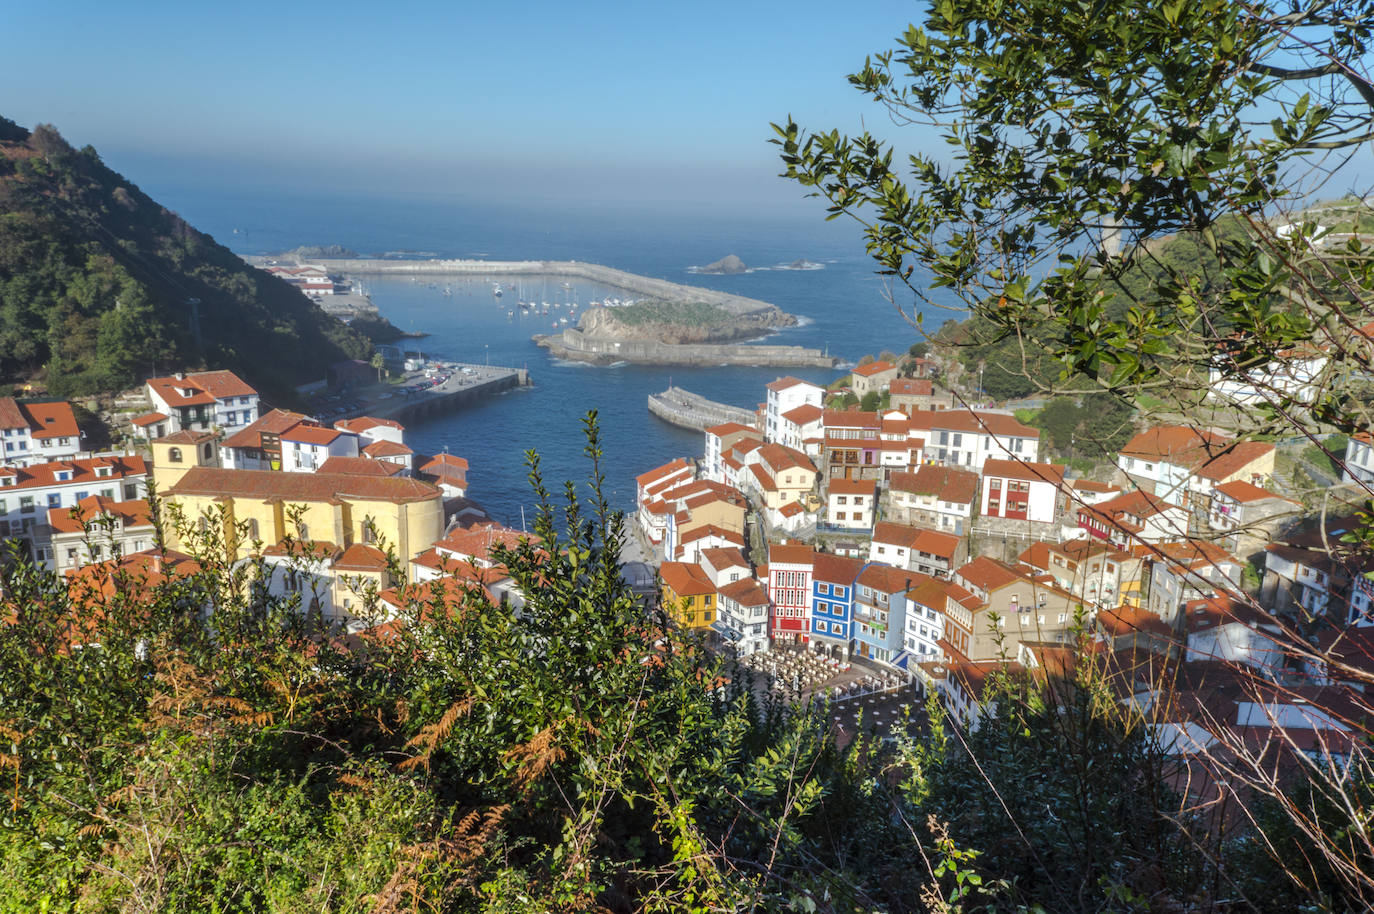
{"left": 149, "top": 186, "right": 956, "bottom": 523}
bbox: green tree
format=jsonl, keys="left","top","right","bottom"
{"left": 370, "top": 350, "right": 385, "bottom": 382}
{"left": 860, "top": 389, "right": 882, "bottom": 411}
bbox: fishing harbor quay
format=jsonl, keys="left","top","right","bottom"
{"left": 648, "top": 387, "right": 755, "bottom": 432}
{"left": 319, "top": 361, "right": 530, "bottom": 427}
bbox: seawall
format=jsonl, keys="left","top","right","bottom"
{"left": 245, "top": 256, "right": 780, "bottom": 318}
{"left": 648, "top": 387, "right": 757, "bottom": 433}
{"left": 536, "top": 328, "right": 837, "bottom": 369}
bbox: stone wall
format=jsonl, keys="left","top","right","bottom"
{"left": 538, "top": 329, "right": 835, "bottom": 368}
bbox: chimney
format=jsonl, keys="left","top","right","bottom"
{"left": 174, "top": 371, "right": 185, "bottom": 381}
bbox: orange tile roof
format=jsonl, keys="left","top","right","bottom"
{"left": 829, "top": 477, "right": 876, "bottom": 496}
{"left": 0, "top": 455, "right": 147, "bottom": 492}
{"left": 957, "top": 556, "right": 1022, "bottom": 592}
{"left": 890, "top": 378, "right": 933, "bottom": 396}
{"left": 167, "top": 467, "right": 439, "bottom": 504}
{"left": 132, "top": 411, "right": 169, "bottom": 427}
{"left": 221, "top": 409, "right": 315, "bottom": 449}
{"left": 21, "top": 400, "right": 79, "bottom": 440}
{"left": 677, "top": 524, "right": 745, "bottom": 547}
{"left": 189, "top": 370, "right": 257, "bottom": 399}
{"left": 704, "top": 421, "right": 756, "bottom": 437}
{"left": 146, "top": 375, "right": 215, "bottom": 407}
{"left": 851, "top": 360, "right": 896, "bottom": 377}
{"left": 363, "top": 439, "right": 413, "bottom": 458}
{"left": 769, "top": 543, "right": 815, "bottom": 566}
{"left": 1213, "top": 480, "right": 1294, "bottom": 504}
{"left": 780, "top": 404, "right": 823, "bottom": 425}
{"left": 981, "top": 459, "right": 1066, "bottom": 485}
{"left": 856, "top": 563, "right": 917, "bottom": 594}
{"left": 822, "top": 408, "right": 881, "bottom": 429}
{"left": 765, "top": 376, "right": 811, "bottom": 392}
{"left": 156, "top": 429, "right": 216, "bottom": 445}
{"left": 335, "top": 416, "right": 404, "bottom": 434}
{"left": 700, "top": 546, "right": 749, "bottom": 571}
{"left": 0, "top": 397, "right": 25, "bottom": 429}
{"left": 420, "top": 453, "right": 469, "bottom": 473}
{"left": 659, "top": 561, "right": 715, "bottom": 596}
{"left": 813, "top": 551, "right": 863, "bottom": 584}
{"left": 334, "top": 543, "right": 391, "bottom": 572}
{"left": 718, "top": 577, "right": 770, "bottom": 606}
{"left": 284, "top": 424, "right": 348, "bottom": 445}
{"left": 912, "top": 529, "right": 960, "bottom": 559}
{"left": 929, "top": 409, "right": 1039, "bottom": 438}
{"left": 636, "top": 457, "right": 693, "bottom": 488}
{"left": 317, "top": 456, "right": 405, "bottom": 477}
{"left": 47, "top": 495, "right": 153, "bottom": 534}
{"left": 890, "top": 465, "right": 979, "bottom": 504}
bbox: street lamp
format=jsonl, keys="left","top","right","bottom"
{"left": 484, "top": 344, "right": 490, "bottom": 366}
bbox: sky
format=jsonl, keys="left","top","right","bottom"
{"left": 4, "top": 0, "right": 923, "bottom": 214}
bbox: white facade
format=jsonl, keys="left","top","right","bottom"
{"left": 0, "top": 457, "right": 149, "bottom": 558}
{"left": 925, "top": 413, "right": 1039, "bottom": 472}
{"left": 827, "top": 485, "right": 875, "bottom": 530}
{"left": 765, "top": 379, "right": 824, "bottom": 444}
{"left": 902, "top": 591, "right": 944, "bottom": 661}
{"left": 1207, "top": 354, "right": 1327, "bottom": 408}
{"left": 280, "top": 429, "right": 360, "bottom": 473}
{"left": 1345, "top": 435, "right": 1374, "bottom": 485}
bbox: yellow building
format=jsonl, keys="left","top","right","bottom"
{"left": 151, "top": 430, "right": 222, "bottom": 493}
{"left": 160, "top": 466, "right": 444, "bottom": 576}
{"left": 658, "top": 561, "right": 717, "bottom": 631}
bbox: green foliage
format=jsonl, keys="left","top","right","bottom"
{"left": 608, "top": 300, "right": 731, "bottom": 328}
{"left": 859, "top": 390, "right": 881, "bottom": 411}
{"left": 0, "top": 119, "right": 372, "bottom": 398}
{"left": 1029, "top": 393, "right": 1136, "bottom": 458}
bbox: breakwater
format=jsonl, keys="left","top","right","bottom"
{"left": 245, "top": 256, "right": 780, "bottom": 318}
{"left": 536, "top": 328, "right": 837, "bottom": 369}
{"left": 648, "top": 387, "right": 757, "bottom": 432}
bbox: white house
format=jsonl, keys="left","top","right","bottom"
{"left": 826, "top": 477, "right": 876, "bottom": 530}
{"left": 1207, "top": 350, "right": 1328, "bottom": 408}
{"left": 764, "top": 377, "right": 824, "bottom": 445}
{"left": 1183, "top": 595, "right": 1286, "bottom": 673}
{"left": 1345, "top": 433, "right": 1374, "bottom": 484}
{"left": 280, "top": 425, "right": 360, "bottom": 473}
{"left": 46, "top": 495, "right": 156, "bottom": 575}
{"left": 980, "top": 459, "right": 1065, "bottom": 524}
{"left": 703, "top": 422, "right": 760, "bottom": 483}
{"left": 1116, "top": 426, "right": 1275, "bottom": 508}
{"left": 923, "top": 410, "right": 1039, "bottom": 472}
{"left": 716, "top": 577, "right": 772, "bottom": 656}
{"left": 869, "top": 521, "right": 961, "bottom": 578}
{"left": 0, "top": 398, "right": 82, "bottom": 466}
{"left": 0, "top": 455, "right": 149, "bottom": 561}
{"left": 778, "top": 404, "right": 824, "bottom": 455}
{"left": 145, "top": 370, "right": 260, "bottom": 433}
{"left": 888, "top": 466, "right": 979, "bottom": 535}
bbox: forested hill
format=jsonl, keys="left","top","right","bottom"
{"left": 0, "top": 117, "right": 372, "bottom": 399}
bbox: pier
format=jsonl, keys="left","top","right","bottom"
{"left": 333, "top": 363, "right": 529, "bottom": 426}
{"left": 648, "top": 387, "right": 757, "bottom": 432}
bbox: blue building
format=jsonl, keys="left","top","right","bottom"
{"left": 852, "top": 563, "right": 914, "bottom": 664}
{"left": 811, "top": 552, "right": 863, "bottom": 656}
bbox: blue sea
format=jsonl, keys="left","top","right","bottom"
{"left": 148, "top": 185, "right": 956, "bottom": 524}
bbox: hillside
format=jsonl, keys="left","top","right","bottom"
{"left": 0, "top": 117, "right": 372, "bottom": 399}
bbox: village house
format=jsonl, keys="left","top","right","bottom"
{"left": 143, "top": 370, "right": 260, "bottom": 434}
{"left": 889, "top": 377, "right": 947, "bottom": 412}
{"left": 1077, "top": 489, "right": 1190, "bottom": 547}
{"left": 903, "top": 575, "right": 954, "bottom": 663}
{"left": 852, "top": 563, "right": 914, "bottom": 664}
{"left": 777, "top": 404, "right": 824, "bottom": 457}
{"left": 810, "top": 551, "right": 863, "bottom": 657}
{"left": 826, "top": 477, "right": 876, "bottom": 531}
{"left": 743, "top": 443, "right": 818, "bottom": 519}
{"left": 659, "top": 561, "right": 717, "bottom": 631}
{"left": 764, "top": 377, "right": 824, "bottom": 445}
{"left": 0, "top": 398, "right": 82, "bottom": 466}
{"left": 417, "top": 453, "right": 469, "bottom": 497}
{"left": 264, "top": 263, "right": 339, "bottom": 296}
{"left": 46, "top": 495, "right": 156, "bottom": 575}
{"left": 821, "top": 408, "right": 883, "bottom": 481}
{"left": 769, "top": 543, "right": 815, "bottom": 646}
{"left": 1207, "top": 480, "right": 1301, "bottom": 556}
{"left": 280, "top": 423, "right": 360, "bottom": 473}
{"left": 947, "top": 556, "right": 1082, "bottom": 661}
{"left": 675, "top": 524, "right": 747, "bottom": 563}
{"left": 703, "top": 422, "right": 761, "bottom": 483}
{"left": 849, "top": 360, "right": 898, "bottom": 397}
{"left": 1140, "top": 540, "right": 1246, "bottom": 625}
{"left": 1019, "top": 539, "right": 1142, "bottom": 609}
{"left": 868, "top": 521, "right": 962, "bottom": 578}
{"left": 657, "top": 479, "right": 748, "bottom": 562}
{"left": 715, "top": 577, "right": 771, "bottom": 655}
{"left": 1182, "top": 594, "right": 1287, "bottom": 674}
{"left": 257, "top": 540, "right": 396, "bottom": 632}
{"left": 887, "top": 465, "right": 979, "bottom": 535}
{"left": 635, "top": 458, "right": 695, "bottom": 546}
{"left": 979, "top": 459, "right": 1066, "bottom": 525}
{"left": 699, "top": 546, "right": 751, "bottom": 587}
{"left": 220, "top": 409, "right": 314, "bottom": 471}
{"left": 1116, "top": 425, "right": 1275, "bottom": 508}
{"left": 0, "top": 455, "right": 149, "bottom": 564}
{"left": 922, "top": 409, "right": 1040, "bottom": 472}
{"left": 876, "top": 411, "right": 925, "bottom": 475}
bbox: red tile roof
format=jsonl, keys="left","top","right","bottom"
{"left": 333, "top": 543, "right": 391, "bottom": 572}
{"left": 757, "top": 443, "right": 815, "bottom": 474}
{"left": 21, "top": 401, "right": 79, "bottom": 440}
{"left": 957, "top": 556, "right": 1022, "bottom": 592}
{"left": 828, "top": 477, "right": 876, "bottom": 496}
{"left": 317, "top": 456, "right": 406, "bottom": 477}
{"left": 436, "top": 524, "right": 539, "bottom": 563}
{"left": 851, "top": 360, "right": 896, "bottom": 377}
{"left": 167, "top": 467, "right": 439, "bottom": 504}
{"left": 929, "top": 410, "right": 1038, "bottom": 438}
{"left": 335, "top": 416, "right": 404, "bottom": 433}
{"left": 981, "top": 459, "right": 1066, "bottom": 485}
{"left": 718, "top": 577, "right": 770, "bottom": 606}
{"left": 912, "top": 529, "right": 960, "bottom": 560}
{"left": 700, "top": 546, "right": 749, "bottom": 571}
{"left": 147, "top": 370, "right": 256, "bottom": 408}
{"left": 1120, "top": 426, "right": 1274, "bottom": 480}
{"left": 0, "top": 397, "right": 26, "bottom": 429}
{"left": 704, "top": 421, "right": 756, "bottom": 437}
{"left": 363, "top": 439, "right": 413, "bottom": 458}
{"left": 822, "top": 408, "right": 881, "bottom": 429}
{"left": 659, "top": 561, "right": 715, "bottom": 596}
{"left": 769, "top": 543, "right": 815, "bottom": 566}
{"left": 765, "top": 376, "right": 812, "bottom": 393}
{"left": 677, "top": 524, "right": 746, "bottom": 548}
{"left": 890, "top": 465, "right": 979, "bottom": 504}
{"left": 221, "top": 409, "right": 315, "bottom": 449}
{"left": 780, "top": 404, "right": 824, "bottom": 425}
{"left": 1213, "top": 480, "right": 1292, "bottom": 504}
{"left": 420, "top": 453, "right": 469, "bottom": 473}
{"left": 856, "top": 563, "right": 917, "bottom": 594}
{"left": 812, "top": 551, "right": 863, "bottom": 584}
{"left": 636, "top": 458, "right": 693, "bottom": 488}
{"left": 132, "top": 411, "right": 169, "bottom": 427}
{"left": 157, "top": 429, "right": 216, "bottom": 445}
{"left": 284, "top": 425, "right": 348, "bottom": 445}
{"left": 47, "top": 495, "right": 153, "bottom": 534}
{"left": 187, "top": 370, "right": 257, "bottom": 399}
{"left": 890, "top": 378, "right": 933, "bottom": 396}
{"left": 0, "top": 455, "right": 147, "bottom": 492}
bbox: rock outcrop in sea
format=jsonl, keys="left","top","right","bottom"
{"left": 699, "top": 254, "right": 748, "bottom": 274}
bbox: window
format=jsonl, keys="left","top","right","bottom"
{"left": 167, "top": 447, "right": 183, "bottom": 463}
{"left": 836, "top": 495, "right": 847, "bottom": 505}
{"left": 47, "top": 494, "right": 60, "bottom": 508}
{"left": 101, "top": 489, "right": 113, "bottom": 499}
{"left": 65, "top": 548, "right": 77, "bottom": 564}
{"left": 19, "top": 497, "right": 34, "bottom": 514}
